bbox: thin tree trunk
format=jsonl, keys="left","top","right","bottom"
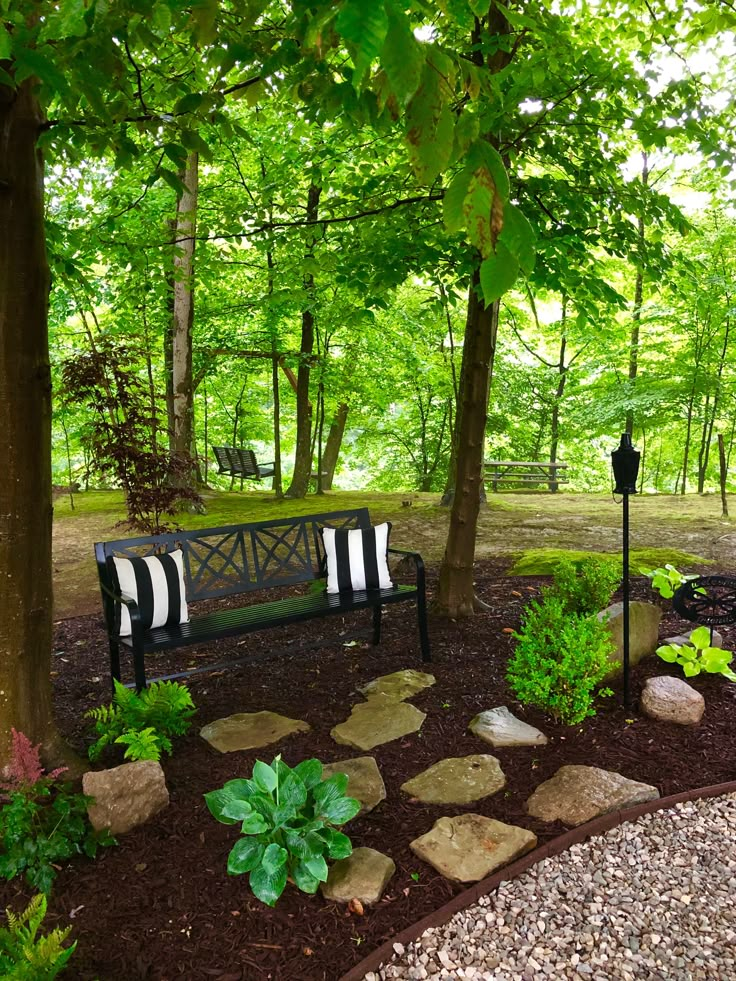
{"left": 164, "top": 218, "right": 176, "bottom": 451}
{"left": 696, "top": 393, "right": 711, "bottom": 494}
{"left": 548, "top": 303, "right": 567, "bottom": 492}
{"left": 322, "top": 403, "right": 349, "bottom": 490}
{"left": 681, "top": 390, "right": 696, "bottom": 495}
{"left": 718, "top": 433, "right": 729, "bottom": 517}
{"left": 625, "top": 153, "right": 648, "bottom": 437}
{"left": 272, "top": 351, "right": 283, "bottom": 497}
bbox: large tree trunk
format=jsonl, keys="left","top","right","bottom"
{"left": 285, "top": 183, "right": 321, "bottom": 498}
{"left": 171, "top": 152, "right": 198, "bottom": 486}
{"left": 321, "top": 403, "right": 349, "bottom": 490}
{"left": 0, "top": 78, "right": 70, "bottom": 769}
{"left": 435, "top": 270, "right": 500, "bottom": 616}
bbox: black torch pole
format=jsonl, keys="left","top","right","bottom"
{"left": 622, "top": 488, "right": 631, "bottom": 711}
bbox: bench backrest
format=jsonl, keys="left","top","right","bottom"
{"left": 95, "top": 509, "right": 372, "bottom": 609}
{"left": 213, "top": 446, "right": 234, "bottom": 473}
{"left": 229, "top": 448, "right": 260, "bottom": 477}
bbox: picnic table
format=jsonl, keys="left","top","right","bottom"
{"left": 483, "top": 460, "right": 569, "bottom": 492}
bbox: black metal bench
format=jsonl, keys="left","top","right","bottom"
{"left": 213, "top": 446, "right": 275, "bottom": 481}
{"left": 95, "top": 508, "right": 430, "bottom": 690}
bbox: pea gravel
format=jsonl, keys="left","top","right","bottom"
{"left": 366, "top": 794, "right": 736, "bottom": 981}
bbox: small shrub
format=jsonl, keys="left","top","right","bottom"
{"left": 657, "top": 626, "right": 736, "bottom": 681}
{"left": 205, "top": 755, "right": 360, "bottom": 907}
{"left": 0, "top": 733, "right": 114, "bottom": 894}
{"left": 0, "top": 894, "right": 76, "bottom": 979}
{"left": 550, "top": 556, "right": 621, "bottom": 616}
{"left": 506, "top": 595, "right": 615, "bottom": 725}
{"left": 85, "top": 679, "right": 196, "bottom": 762}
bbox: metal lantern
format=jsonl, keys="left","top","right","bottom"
{"left": 611, "top": 432, "right": 641, "bottom": 495}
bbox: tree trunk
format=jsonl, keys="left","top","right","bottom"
{"left": 718, "top": 433, "right": 729, "bottom": 517}
{"left": 548, "top": 308, "right": 567, "bottom": 492}
{"left": 321, "top": 403, "right": 348, "bottom": 490}
{"left": 0, "top": 78, "right": 71, "bottom": 769}
{"left": 171, "top": 152, "right": 198, "bottom": 487}
{"left": 625, "top": 153, "right": 648, "bottom": 437}
{"left": 285, "top": 183, "right": 321, "bottom": 498}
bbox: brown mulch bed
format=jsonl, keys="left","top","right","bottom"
{"left": 3, "top": 559, "right": 736, "bottom": 981}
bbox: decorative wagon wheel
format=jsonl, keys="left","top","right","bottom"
{"left": 672, "top": 575, "right": 736, "bottom": 626}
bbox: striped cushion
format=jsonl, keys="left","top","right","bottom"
{"left": 321, "top": 523, "right": 393, "bottom": 594}
{"left": 112, "top": 550, "right": 189, "bottom": 636}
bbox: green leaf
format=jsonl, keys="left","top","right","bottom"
{"left": 278, "top": 772, "right": 308, "bottom": 812}
{"left": 252, "top": 760, "right": 278, "bottom": 794}
{"left": 656, "top": 645, "right": 679, "bottom": 663}
{"left": 249, "top": 861, "right": 288, "bottom": 907}
{"left": 14, "top": 49, "right": 68, "bottom": 95}
{"left": 291, "top": 861, "right": 321, "bottom": 894}
{"left": 203, "top": 789, "right": 241, "bottom": 825}
{"left": 241, "top": 812, "right": 269, "bottom": 835}
{"left": 443, "top": 166, "right": 473, "bottom": 233}
{"left": 293, "top": 759, "right": 323, "bottom": 790}
{"left": 498, "top": 203, "right": 536, "bottom": 275}
{"left": 321, "top": 795, "right": 361, "bottom": 825}
{"left": 227, "top": 838, "right": 265, "bottom": 875}
{"left": 220, "top": 799, "right": 253, "bottom": 822}
{"left": 479, "top": 243, "right": 520, "bottom": 303}
{"left": 0, "top": 25, "right": 12, "bottom": 60}
{"left": 261, "top": 842, "right": 288, "bottom": 874}
{"left": 689, "top": 626, "right": 711, "bottom": 650}
{"left": 304, "top": 853, "right": 329, "bottom": 882}
{"left": 285, "top": 829, "right": 325, "bottom": 861}
{"left": 320, "top": 828, "right": 353, "bottom": 859}
{"left": 313, "top": 773, "right": 348, "bottom": 811}
{"left": 464, "top": 166, "right": 495, "bottom": 258}
{"left": 336, "top": 0, "right": 389, "bottom": 89}
{"left": 381, "top": 3, "right": 424, "bottom": 106}
{"left": 682, "top": 661, "right": 700, "bottom": 677}
{"left": 223, "top": 779, "right": 256, "bottom": 799}
{"left": 405, "top": 62, "right": 455, "bottom": 184}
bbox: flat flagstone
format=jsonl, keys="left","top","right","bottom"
{"left": 322, "top": 757, "right": 386, "bottom": 815}
{"left": 526, "top": 765, "right": 659, "bottom": 827}
{"left": 321, "top": 846, "right": 396, "bottom": 905}
{"left": 359, "top": 669, "right": 436, "bottom": 702}
{"left": 331, "top": 695, "right": 426, "bottom": 751}
{"left": 400, "top": 755, "right": 506, "bottom": 805}
{"left": 410, "top": 814, "right": 537, "bottom": 883}
{"left": 199, "top": 711, "right": 310, "bottom": 753}
{"left": 469, "top": 706, "right": 548, "bottom": 747}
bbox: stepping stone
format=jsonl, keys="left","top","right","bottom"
{"left": 400, "top": 755, "right": 506, "bottom": 805}
{"left": 526, "top": 765, "right": 659, "bottom": 827}
{"left": 199, "top": 711, "right": 310, "bottom": 753}
{"left": 331, "top": 696, "right": 426, "bottom": 751}
{"left": 83, "top": 760, "right": 169, "bottom": 836}
{"left": 410, "top": 814, "right": 537, "bottom": 883}
{"left": 663, "top": 628, "right": 723, "bottom": 649}
{"left": 469, "top": 706, "right": 548, "bottom": 747}
{"left": 322, "top": 757, "right": 386, "bottom": 815}
{"left": 598, "top": 601, "right": 662, "bottom": 676}
{"left": 640, "top": 676, "right": 705, "bottom": 725}
{"left": 359, "top": 669, "right": 435, "bottom": 702}
{"left": 321, "top": 847, "right": 396, "bottom": 905}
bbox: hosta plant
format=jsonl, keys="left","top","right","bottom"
{"left": 0, "top": 894, "right": 76, "bottom": 979}
{"left": 205, "top": 756, "right": 360, "bottom": 906}
{"left": 641, "top": 564, "right": 702, "bottom": 600}
{"left": 656, "top": 626, "right": 736, "bottom": 681}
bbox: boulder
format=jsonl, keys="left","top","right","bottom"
{"left": 526, "top": 765, "right": 659, "bottom": 827}
{"left": 598, "top": 601, "right": 662, "bottom": 676}
{"left": 321, "top": 847, "right": 395, "bottom": 905}
{"left": 199, "top": 711, "right": 310, "bottom": 753}
{"left": 663, "top": 628, "right": 723, "bottom": 649}
{"left": 359, "top": 669, "right": 435, "bottom": 702}
{"left": 640, "top": 676, "right": 705, "bottom": 725}
{"left": 322, "top": 757, "right": 386, "bottom": 815}
{"left": 469, "top": 706, "right": 548, "bottom": 748}
{"left": 410, "top": 814, "right": 537, "bottom": 883}
{"left": 400, "top": 755, "right": 506, "bottom": 805}
{"left": 331, "top": 695, "right": 425, "bottom": 751}
{"left": 83, "top": 760, "right": 169, "bottom": 835}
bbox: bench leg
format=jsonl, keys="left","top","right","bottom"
{"left": 109, "top": 640, "right": 121, "bottom": 693}
{"left": 132, "top": 641, "right": 147, "bottom": 692}
{"left": 414, "top": 558, "right": 431, "bottom": 662}
{"left": 372, "top": 605, "right": 382, "bottom": 645}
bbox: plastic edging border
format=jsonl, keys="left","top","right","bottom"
{"left": 338, "top": 779, "right": 736, "bottom": 981}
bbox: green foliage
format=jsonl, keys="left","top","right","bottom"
{"left": 641, "top": 564, "right": 701, "bottom": 600}
{"left": 0, "top": 895, "right": 76, "bottom": 979}
{"left": 205, "top": 755, "right": 360, "bottom": 907}
{"left": 507, "top": 595, "right": 615, "bottom": 725}
{"left": 657, "top": 626, "right": 736, "bottom": 681}
{"left": 550, "top": 556, "right": 621, "bottom": 616}
{"left": 85, "top": 680, "right": 196, "bottom": 762}
{"left": 509, "top": 547, "right": 710, "bottom": 578}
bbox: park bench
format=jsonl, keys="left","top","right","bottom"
{"left": 213, "top": 446, "right": 275, "bottom": 481}
{"left": 95, "top": 508, "right": 430, "bottom": 691}
{"left": 483, "top": 460, "right": 569, "bottom": 492}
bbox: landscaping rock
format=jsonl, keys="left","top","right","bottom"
{"left": 83, "top": 760, "right": 169, "bottom": 835}
{"left": 526, "top": 765, "right": 659, "bottom": 827}
{"left": 331, "top": 695, "right": 426, "bottom": 750}
{"left": 640, "top": 676, "right": 705, "bottom": 725}
{"left": 359, "top": 669, "right": 436, "bottom": 702}
{"left": 199, "top": 711, "right": 310, "bottom": 752}
{"left": 663, "top": 628, "right": 723, "bottom": 649}
{"left": 599, "top": 601, "right": 662, "bottom": 676}
{"left": 410, "top": 814, "right": 537, "bottom": 883}
{"left": 322, "top": 756, "right": 386, "bottom": 815}
{"left": 321, "top": 847, "right": 395, "bottom": 904}
{"left": 469, "top": 706, "right": 548, "bottom": 747}
{"left": 400, "top": 755, "right": 506, "bottom": 805}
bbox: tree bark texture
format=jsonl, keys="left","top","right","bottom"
{"left": 0, "top": 79, "right": 68, "bottom": 768}
{"left": 321, "top": 403, "right": 348, "bottom": 490}
{"left": 172, "top": 152, "right": 198, "bottom": 483}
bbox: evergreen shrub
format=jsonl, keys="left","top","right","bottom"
{"left": 550, "top": 555, "right": 621, "bottom": 615}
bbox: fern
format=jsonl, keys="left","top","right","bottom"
{"left": 0, "top": 895, "right": 76, "bottom": 979}
{"left": 115, "top": 728, "right": 172, "bottom": 762}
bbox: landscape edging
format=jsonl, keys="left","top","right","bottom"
{"left": 338, "top": 779, "right": 736, "bottom": 981}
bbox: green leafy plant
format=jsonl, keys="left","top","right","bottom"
{"left": 506, "top": 595, "right": 615, "bottom": 725}
{"left": 550, "top": 556, "right": 621, "bottom": 616}
{"left": 0, "top": 894, "right": 76, "bottom": 979}
{"left": 85, "top": 679, "right": 196, "bottom": 762}
{"left": 656, "top": 626, "right": 736, "bottom": 681}
{"left": 0, "top": 732, "right": 114, "bottom": 894}
{"left": 641, "top": 564, "right": 702, "bottom": 600}
{"left": 205, "top": 755, "right": 360, "bottom": 907}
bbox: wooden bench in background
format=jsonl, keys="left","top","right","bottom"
{"left": 213, "top": 446, "right": 275, "bottom": 484}
{"left": 484, "top": 460, "right": 569, "bottom": 492}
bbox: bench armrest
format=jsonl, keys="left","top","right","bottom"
{"left": 98, "top": 578, "right": 145, "bottom": 638}
{"left": 387, "top": 547, "right": 426, "bottom": 585}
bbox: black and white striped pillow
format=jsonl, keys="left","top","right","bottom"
{"left": 112, "top": 549, "right": 189, "bottom": 637}
{"left": 320, "top": 523, "right": 393, "bottom": 594}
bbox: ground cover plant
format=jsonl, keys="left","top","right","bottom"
{"left": 0, "top": 894, "right": 76, "bottom": 980}
{"left": 656, "top": 625, "right": 736, "bottom": 682}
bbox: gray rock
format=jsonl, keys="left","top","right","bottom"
{"left": 469, "top": 706, "right": 548, "bottom": 747}
{"left": 199, "top": 711, "right": 310, "bottom": 752}
{"left": 359, "top": 669, "right": 436, "bottom": 702}
{"left": 83, "top": 760, "right": 169, "bottom": 835}
{"left": 598, "top": 601, "right": 663, "bottom": 676}
{"left": 322, "top": 756, "right": 386, "bottom": 815}
{"left": 410, "top": 814, "right": 537, "bottom": 883}
{"left": 401, "top": 755, "right": 506, "bottom": 805}
{"left": 663, "top": 628, "right": 723, "bottom": 649}
{"left": 640, "top": 676, "right": 705, "bottom": 725}
{"left": 321, "top": 846, "right": 395, "bottom": 904}
{"left": 526, "top": 765, "right": 659, "bottom": 827}
{"left": 331, "top": 695, "right": 426, "bottom": 750}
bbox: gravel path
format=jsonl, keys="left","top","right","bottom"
{"left": 367, "top": 794, "right": 736, "bottom": 981}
